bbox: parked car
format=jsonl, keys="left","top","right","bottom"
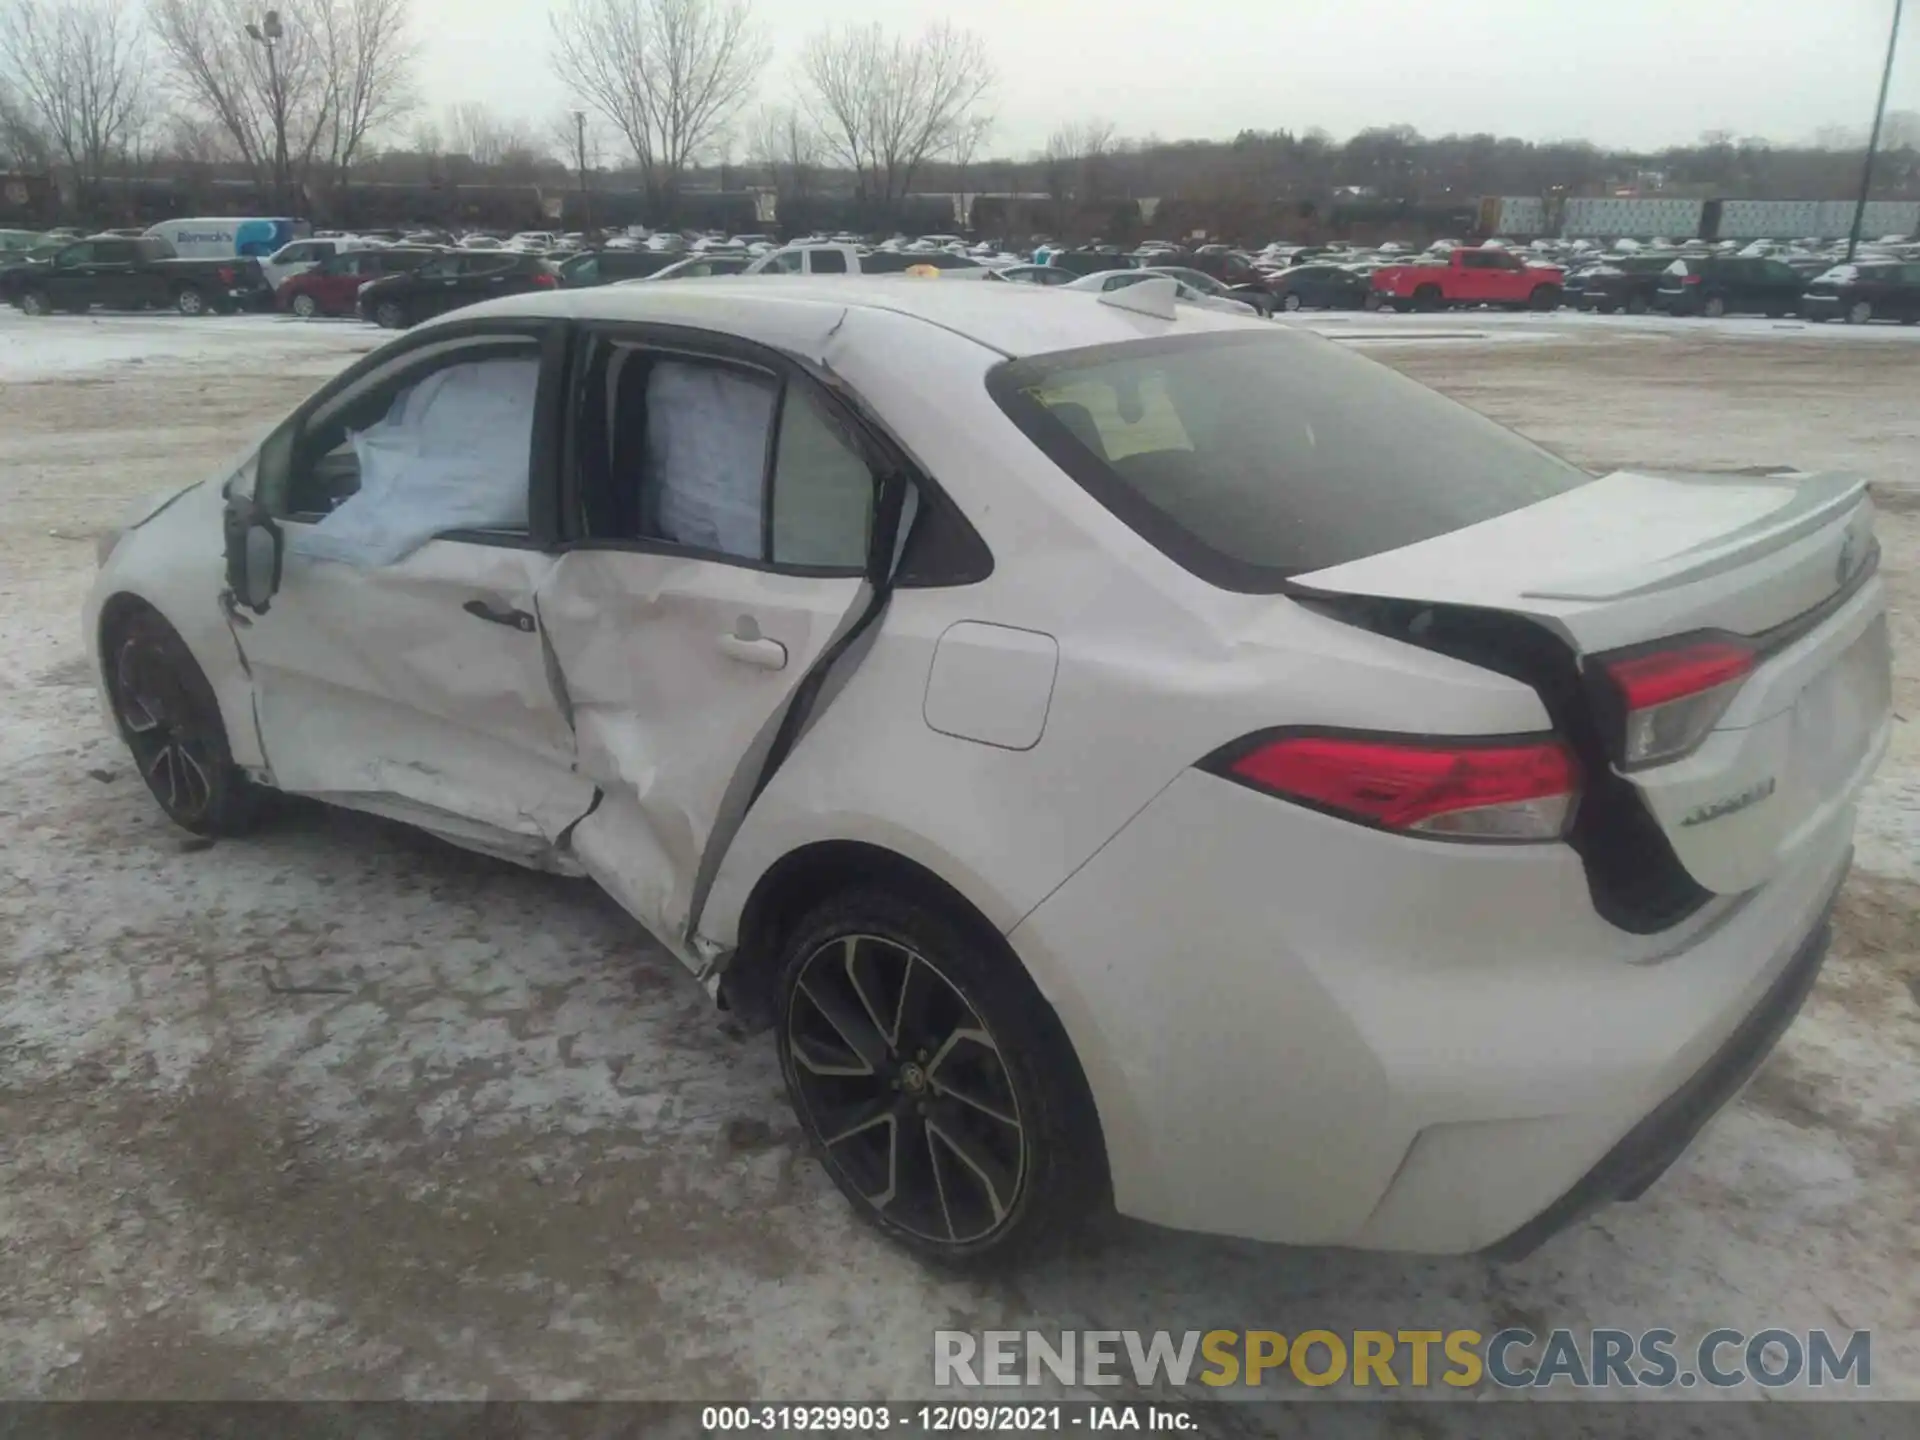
{"left": 11, "top": 235, "right": 271, "bottom": 316}
{"left": 1062, "top": 269, "right": 1260, "bottom": 316}
{"left": 277, "top": 247, "right": 443, "bottom": 318}
{"left": 0, "top": 227, "right": 47, "bottom": 253}
{"left": 1140, "top": 265, "right": 1275, "bottom": 316}
{"left": 259, "top": 235, "right": 382, "bottom": 292}
{"left": 1370, "top": 246, "right": 1565, "bottom": 311}
{"left": 1573, "top": 255, "right": 1684, "bottom": 315}
{"left": 555, "top": 249, "right": 681, "bottom": 287}
{"left": 746, "top": 244, "right": 994, "bottom": 278}
{"left": 355, "top": 251, "right": 558, "bottom": 328}
{"left": 993, "top": 264, "right": 1075, "bottom": 286}
{"left": 0, "top": 242, "right": 63, "bottom": 304}
{"left": 87, "top": 277, "right": 1889, "bottom": 1268}
{"left": 1800, "top": 261, "right": 1920, "bottom": 325}
{"left": 1044, "top": 248, "right": 1136, "bottom": 278}
{"left": 1654, "top": 257, "right": 1806, "bottom": 318}
{"left": 1265, "top": 263, "right": 1376, "bottom": 311}
{"left": 637, "top": 254, "right": 753, "bottom": 281}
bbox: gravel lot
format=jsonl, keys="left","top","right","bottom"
{"left": 2, "top": 307, "right": 1916, "bottom": 1405}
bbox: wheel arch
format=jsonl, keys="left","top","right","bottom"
{"left": 721, "top": 835, "right": 1113, "bottom": 1202}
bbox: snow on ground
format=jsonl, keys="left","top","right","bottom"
{"left": 1, "top": 308, "right": 1917, "bottom": 1407}
{"left": 0, "top": 311, "right": 380, "bottom": 382}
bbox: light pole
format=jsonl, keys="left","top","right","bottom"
{"left": 1846, "top": 0, "right": 1905, "bottom": 262}
{"left": 573, "top": 110, "right": 592, "bottom": 234}
{"left": 244, "top": 10, "right": 289, "bottom": 215}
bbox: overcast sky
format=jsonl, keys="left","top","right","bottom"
{"left": 412, "top": 0, "right": 1916, "bottom": 157}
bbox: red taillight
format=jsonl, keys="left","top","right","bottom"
{"left": 1213, "top": 733, "right": 1580, "bottom": 842}
{"left": 217, "top": 265, "right": 235, "bottom": 284}
{"left": 1682, "top": 274, "right": 1702, "bottom": 285}
{"left": 1600, "top": 637, "right": 1754, "bottom": 769}
{"left": 532, "top": 271, "right": 557, "bottom": 288}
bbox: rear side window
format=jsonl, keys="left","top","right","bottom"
{"left": 809, "top": 248, "right": 849, "bottom": 274}
{"left": 987, "top": 331, "right": 1591, "bottom": 590}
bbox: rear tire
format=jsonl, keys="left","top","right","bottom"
{"left": 102, "top": 605, "right": 259, "bottom": 837}
{"left": 20, "top": 288, "right": 51, "bottom": 316}
{"left": 1847, "top": 300, "right": 1873, "bottom": 325}
{"left": 373, "top": 299, "right": 407, "bottom": 330}
{"left": 174, "top": 285, "right": 207, "bottom": 317}
{"left": 1529, "top": 284, "right": 1560, "bottom": 311}
{"left": 291, "top": 292, "right": 318, "bottom": 319}
{"left": 1281, "top": 291, "right": 1303, "bottom": 312}
{"left": 1412, "top": 283, "right": 1443, "bottom": 312}
{"left": 1626, "top": 294, "right": 1649, "bottom": 316}
{"left": 776, "top": 887, "right": 1105, "bottom": 1271}
{"left": 1702, "top": 295, "right": 1727, "bottom": 319}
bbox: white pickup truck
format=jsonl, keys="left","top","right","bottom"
{"left": 743, "top": 243, "right": 995, "bottom": 279}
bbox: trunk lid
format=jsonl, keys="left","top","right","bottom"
{"left": 1294, "top": 469, "right": 1891, "bottom": 896}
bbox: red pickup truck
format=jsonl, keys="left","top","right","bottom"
{"left": 1370, "top": 247, "right": 1565, "bottom": 312}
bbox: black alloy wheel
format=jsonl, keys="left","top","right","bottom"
{"left": 787, "top": 933, "right": 1025, "bottom": 1245}
{"left": 776, "top": 890, "right": 1103, "bottom": 1267}
{"left": 104, "top": 608, "right": 256, "bottom": 835}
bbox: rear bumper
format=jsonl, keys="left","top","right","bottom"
{"left": 1008, "top": 770, "right": 1856, "bottom": 1253}
{"left": 1483, "top": 881, "right": 1835, "bottom": 1257}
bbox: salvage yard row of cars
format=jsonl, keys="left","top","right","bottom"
{"left": 7, "top": 221, "right": 1920, "bottom": 327}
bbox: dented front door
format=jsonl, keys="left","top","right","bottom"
{"left": 238, "top": 537, "right": 596, "bottom": 857}
{"left": 229, "top": 321, "right": 597, "bottom": 860}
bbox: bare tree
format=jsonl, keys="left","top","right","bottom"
{"left": 0, "top": 0, "right": 149, "bottom": 189}
{"left": 1042, "top": 117, "right": 1116, "bottom": 201}
{"left": 746, "top": 101, "right": 818, "bottom": 196}
{"left": 550, "top": 0, "right": 766, "bottom": 212}
{"left": 445, "top": 100, "right": 536, "bottom": 167}
{"left": 0, "top": 73, "right": 51, "bottom": 166}
{"left": 149, "top": 0, "right": 413, "bottom": 201}
{"left": 317, "top": 0, "right": 414, "bottom": 188}
{"left": 800, "top": 21, "right": 993, "bottom": 206}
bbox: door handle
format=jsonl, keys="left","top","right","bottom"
{"left": 463, "top": 599, "right": 536, "bottom": 632}
{"left": 717, "top": 630, "right": 788, "bottom": 670}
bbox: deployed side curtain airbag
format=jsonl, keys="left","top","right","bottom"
{"left": 642, "top": 361, "right": 776, "bottom": 557}
{"left": 291, "top": 357, "right": 540, "bottom": 566}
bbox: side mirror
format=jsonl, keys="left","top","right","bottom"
{"left": 242, "top": 523, "right": 281, "bottom": 611}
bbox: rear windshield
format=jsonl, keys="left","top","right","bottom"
{"left": 987, "top": 330, "right": 1591, "bottom": 591}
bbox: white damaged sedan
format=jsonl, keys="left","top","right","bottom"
{"left": 87, "top": 276, "right": 1892, "bottom": 1267}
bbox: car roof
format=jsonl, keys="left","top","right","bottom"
{"left": 459, "top": 275, "right": 1258, "bottom": 358}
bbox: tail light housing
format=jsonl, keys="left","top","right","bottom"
{"left": 1203, "top": 731, "right": 1581, "bottom": 842}
{"left": 1681, "top": 274, "right": 1702, "bottom": 285}
{"left": 1594, "top": 635, "right": 1755, "bottom": 770}
{"left": 531, "top": 270, "right": 558, "bottom": 288}
{"left": 216, "top": 265, "right": 235, "bottom": 285}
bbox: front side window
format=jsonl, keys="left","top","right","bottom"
{"left": 282, "top": 339, "right": 543, "bottom": 565}
{"left": 57, "top": 243, "right": 94, "bottom": 266}
{"left": 767, "top": 250, "right": 804, "bottom": 275}
{"left": 988, "top": 330, "right": 1591, "bottom": 590}
{"left": 809, "top": 248, "right": 849, "bottom": 274}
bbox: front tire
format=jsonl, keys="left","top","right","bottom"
{"left": 374, "top": 299, "right": 407, "bottom": 330}
{"left": 1281, "top": 292, "right": 1303, "bottom": 312}
{"left": 776, "top": 888, "right": 1103, "bottom": 1269}
{"left": 1847, "top": 300, "right": 1873, "bottom": 325}
{"left": 20, "top": 288, "right": 51, "bottom": 316}
{"left": 103, "top": 605, "right": 258, "bottom": 837}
